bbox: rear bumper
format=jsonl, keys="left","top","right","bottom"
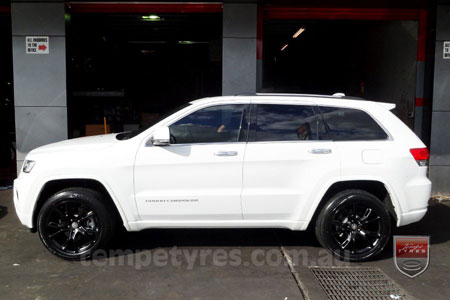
{"left": 398, "top": 208, "right": 428, "bottom": 226}
{"left": 396, "top": 176, "right": 431, "bottom": 226}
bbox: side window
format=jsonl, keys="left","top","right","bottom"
{"left": 169, "top": 104, "right": 246, "bottom": 144}
{"left": 255, "top": 104, "right": 318, "bottom": 142}
{"left": 319, "top": 106, "right": 388, "bottom": 141}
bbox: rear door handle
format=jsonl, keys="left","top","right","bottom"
{"left": 214, "top": 151, "right": 238, "bottom": 156}
{"left": 310, "top": 148, "right": 332, "bottom": 154}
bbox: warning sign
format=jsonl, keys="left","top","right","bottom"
{"left": 26, "top": 36, "right": 49, "bottom": 54}
{"left": 444, "top": 41, "right": 450, "bottom": 59}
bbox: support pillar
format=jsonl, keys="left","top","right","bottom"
{"left": 11, "top": 1, "right": 67, "bottom": 173}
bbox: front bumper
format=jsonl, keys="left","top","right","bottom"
{"left": 13, "top": 176, "right": 35, "bottom": 228}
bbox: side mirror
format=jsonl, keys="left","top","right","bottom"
{"left": 151, "top": 126, "right": 170, "bottom": 146}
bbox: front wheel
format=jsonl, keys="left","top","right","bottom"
{"left": 315, "top": 189, "right": 391, "bottom": 262}
{"left": 37, "top": 188, "right": 115, "bottom": 260}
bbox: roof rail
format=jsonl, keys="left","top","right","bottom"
{"left": 234, "top": 92, "right": 364, "bottom": 100}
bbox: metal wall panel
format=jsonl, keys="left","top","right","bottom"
{"left": 431, "top": 42, "right": 450, "bottom": 112}
{"left": 15, "top": 106, "right": 68, "bottom": 161}
{"left": 12, "top": 36, "right": 67, "bottom": 107}
{"left": 430, "top": 4, "right": 450, "bottom": 195}
{"left": 11, "top": 2, "right": 65, "bottom": 36}
{"left": 222, "top": 38, "right": 257, "bottom": 95}
{"left": 436, "top": 5, "right": 450, "bottom": 41}
{"left": 430, "top": 111, "right": 450, "bottom": 166}
{"left": 430, "top": 166, "right": 450, "bottom": 195}
{"left": 223, "top": 3, "right": 257, "bottom": 38}
{"left": 222, "top": 1, "right": 257, "bottom": 95}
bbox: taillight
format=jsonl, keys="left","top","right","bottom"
{"left": 410, "top": 148, "right": 429, "bottom": 166}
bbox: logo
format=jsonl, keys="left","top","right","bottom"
{"left": 394, "top": 236, "right": 429, "bottom": 278}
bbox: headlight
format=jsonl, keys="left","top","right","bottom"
{"left": 22, "top": 160, "right": 36, "bottom": 173}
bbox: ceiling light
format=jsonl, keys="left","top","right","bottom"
{"left": 177, "top": 41, "right": 208, "bottom": 45}
{"left": 142, "top": 15, "right": 161, "bottom": 21}
{"left": 292, "top": 27, "right": 305, "bottom": 38}
{"left": 281, "top": 44, "right": 288, "bottom": 51}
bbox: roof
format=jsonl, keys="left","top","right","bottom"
{"left": 190, "top": 93, "right": 396, "bottom": 111}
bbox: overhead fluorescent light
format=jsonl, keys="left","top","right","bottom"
{"left": 280, "top": 44, "right": 288, "bottom": 51}
{"left": 142, "top": 15, "right": 161, "bottom": 21}
{"left": 292, "top": 27, "right": 305, "bottom": 38}
{"left": 177, "top": 41, "right": 208, "bottom": 45}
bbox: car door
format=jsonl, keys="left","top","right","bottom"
{"left": 134, "top": 103, "right": 250, "bottom": 221}
{"left": 242, "top": 102, "right": 340, "bottom": 221}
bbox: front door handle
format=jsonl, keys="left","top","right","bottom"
{"left": 214, "top": 151, "right": 238, "bottom": 156}
{"left": 310, "top": 148, "right": 332, "bottom": 154}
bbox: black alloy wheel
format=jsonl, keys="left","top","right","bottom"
{"left": 315, "top": 189, "right": 391, "bottom": 261}
{"left": 37, "top": 188, "right": 115, "bottom": 260}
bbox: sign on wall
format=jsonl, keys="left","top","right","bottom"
{"left": 26, "top": 36, "right": 49, "bottom": 54}
{"left": 444, "top": 41, "right": 450, "bottom": 59}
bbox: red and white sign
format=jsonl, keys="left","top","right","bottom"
{"left": 26, "top": 36, "right": 49, "bottom": 54}
{"left": 394, "top": 236, "right": 430, "bottom": 278}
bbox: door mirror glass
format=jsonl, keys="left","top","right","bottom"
{"left": 151, "top": 126, "right": 170, "bottom": 146}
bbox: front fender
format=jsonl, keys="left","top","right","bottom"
{"left": 27, "top": 174, "right": 134, "bottom": 231}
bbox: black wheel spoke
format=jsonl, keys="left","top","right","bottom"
{"left": 79, "top": 228, "right": 94, "bottom": 243}
{"left": 77, "top": 205, "right": 85, "bottom": 217}
{"left": 79, "top": 211, "right": 95, "bottom": 223}
{"left": 351, "top": 232, "right": 357, "bottom": 253}
{"left": 360, "top": 208, "right": 372, "bottom": 221}
{"left": 352, "top": 202, "right": 357, "bottom": 217}
{"left": 47, "top": 221, "right": 67, "bottom": 229}
{"left": 48, "top": 228, "right": 70, "bottom": 238}
{"left": 64, "top": 202, "right": 70, "bottom": 216}
{"left": 340, "top": 233, "right": 352, "bottom": 249}
{"left": 61, "top": 230, "right": 73, "bottom": 250}
{"left": 361, "top": 216, "right": 381, "bottom": 225}
{"left": 72, "top": 231, "right": 81, "bottom": 251}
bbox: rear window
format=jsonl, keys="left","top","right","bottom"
{"left": 255, "top": 104, "right": 318, "bottom": 142}
{"left": 319, "top": 106, "right": 388, "bottom": 141}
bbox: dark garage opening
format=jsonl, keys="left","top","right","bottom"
{"left": 0, "top": 10, "right": 15, "bottom": 182}
{"left": 66, "top": 11, "right": 222, "bottom": 137}
{"left": 262, "top": 19, "right": 418, "bottom": 128}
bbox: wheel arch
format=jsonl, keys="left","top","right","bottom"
{"left": 32, "top": 178, "right": 129, "bottom": 232}
{"left": 304, "top": 179, "right": 399, "bottom": 230}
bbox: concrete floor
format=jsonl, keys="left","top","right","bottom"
{"left": 1, "top": 189, "right": 449, "bottom": 299}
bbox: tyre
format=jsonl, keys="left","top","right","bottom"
{"left": 37, "top": 188, "right": 116, "bottom": 260}
{"left": 315, "top": 189, "right": 391, "bottom": 262}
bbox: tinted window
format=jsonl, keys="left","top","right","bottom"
{"left": 116, "top": 103, "right": 191, "bottom": 140}
{"left": 319, "top": 106, "right": 388, "bottom": 141}
{"left": 169, "top": 104, "right": 246, "bottom": 144}
{"left": 255, "top": 104, "right": 318, "bottom": 142}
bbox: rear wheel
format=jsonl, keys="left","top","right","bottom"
{"left": 37, "top": 188, "right": 115, "bottom": 260}
{"left": 315, "top": 189, "right": 391, "bottom": 261}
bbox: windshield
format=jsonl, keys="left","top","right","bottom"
{"left": 116, "top": 103, "right": 192, "bottom": 140}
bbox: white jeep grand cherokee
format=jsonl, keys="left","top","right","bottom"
{"left": 14, "top": 94, "right": 431, "bottom": 261}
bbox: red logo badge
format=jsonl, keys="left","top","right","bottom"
{"left": 394, "top": 236, "right": 429, "bottom": 278}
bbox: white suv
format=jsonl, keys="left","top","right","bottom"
{"left": 14, "top": 94, "right": 431, "bottom": 261}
